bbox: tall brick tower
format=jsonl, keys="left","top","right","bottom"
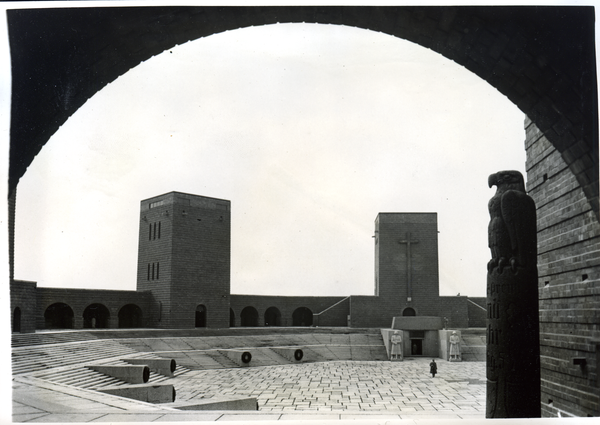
{"left": 136, "top": 192, "right": 231, "bottom": 329}
{"left": 374, "top": 213, "right": 440, "bottom": 317}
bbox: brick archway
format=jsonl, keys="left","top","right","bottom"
{"left": 6, "top": 6, "right": 598, "bottom": 280}
{"left": 7, "top": 6, "right": 597, "bottom": 213}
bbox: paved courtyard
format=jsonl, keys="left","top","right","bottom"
{"left": 13, "top": 358, "right": 486, "bottom": 422}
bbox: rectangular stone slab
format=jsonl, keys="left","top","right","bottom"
{"left": 98, "top": 384, "right": 175, "bottom": 403}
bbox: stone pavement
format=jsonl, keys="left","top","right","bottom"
{"left": 13, "top": 358, "right": 486, "bottom": 422}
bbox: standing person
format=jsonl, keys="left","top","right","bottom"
{"left": 430, "top": 359, "right": 437, "bottom": 377}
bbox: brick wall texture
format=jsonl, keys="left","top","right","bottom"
{"left": 525, "top": 117, "right": 600, "bottom": 418}
{"left": 10, "top": 280, "right": 37, "bottom": 333}
{"left": 137, "top": 192, "right": 231, "bottom": 329}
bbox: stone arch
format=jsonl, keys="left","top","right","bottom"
{"left": 12, "top": 307, "right": 21, "bottom": 333}
{"left": 292, "top": 307, "right": 313, "bottom": 326}
{"left": 230, "top": 308, "right": 236, "bottom": 327}
{"left": 402, "top": 307, "right": 416, "bottom": 316}
{"left": 195, "top": 304, "right": 207, "bottom": 328}
{"left": 6, "top": 6, "right": 597, "bottom": 223}
{"left": 44, "top": 302, "right": 74, "bottom": 329}
{"left": 264, "top": 306, "right": 282, "bottom": 326}
{"left": 240, "top": 306, "right": 259, "bottom": 327}
{"left": 83, "top": 303, "right": 110, "bottom": 329}
{"left": 118, "top": 304, "right": 143, "bottom": 328}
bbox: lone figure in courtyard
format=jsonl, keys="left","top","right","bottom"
{"left": 430, "top": 359, "right": 437, "bottom": 377}
{"left": 390, "top": 331, "right": 402, "bottom": 361}
{"left": 449, "top": 331, "right": 461, "bottom": 361}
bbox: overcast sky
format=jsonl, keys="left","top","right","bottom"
{"left": 13, "top": 21, "right": 527, "bottom": 298}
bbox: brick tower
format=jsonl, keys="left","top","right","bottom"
{"left": 374, "top": 213, "right": 440, "bottom": 317}
{"left": 136, "top": 192, "right": 231, "bottom": 328}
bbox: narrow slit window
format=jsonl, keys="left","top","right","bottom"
{"left": 158, "top": 221, "right": 161, "bottom": 239}
{"left": 153, "top": 223, "right": 157, "bottom": 240}
{"left": 147, "top": 264, "right": 150, "bottom": 281}
{"left": 149, "top": 224, "right": 152, "bottom": 241}
{"left": 156, "top": 262, "right": 160, "bottom": 280}
{"left": 152, "top": 263, "right": 155, "bottom": 280}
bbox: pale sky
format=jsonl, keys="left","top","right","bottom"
{"left": 13, "top": 21, "right": 527, "bottom": 298}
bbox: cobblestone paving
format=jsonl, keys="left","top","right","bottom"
{"left": 174, "top": 358, "right": 486, "bottom": 413}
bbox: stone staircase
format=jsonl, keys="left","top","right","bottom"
{"left": 32, "top": 355, "right": 189, "bottom": 390}
{"left": 11, "top": 331, "right": 100, "bottom": 348}
{"left": 11, "top": 339, "right": 139, "bottom": 375}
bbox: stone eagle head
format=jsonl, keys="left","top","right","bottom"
{"left": 488, "top": 170, "right": 526, "bottom": 193}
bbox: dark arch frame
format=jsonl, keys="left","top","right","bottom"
{"left": 264, "top": 306, "right": 282, "bottom": 326}
{"left": 118, "top": 303, "right": 143, "bottom": 328}
{"left": 402, "top": 307, "right": 416, "bottom": 317}
{"left": 6, "top": 6, "right": 597, "bottom": 220}
{"left": 12, "top": 307, "right": 21, "bottom": 333}
{"left": 292, "top": 307, "right": 313, "bottom": 326}
{"left": 83, "top": 303, "right": 110, "bottom": 329}
{"left": 195, "top": 304, "right": 207, "bottom": 328}
{"left": 44, "top": 302, "right": 74, "bottom": 329}
{"left": 240, "top": 306, "right": 259, "bottom": 327}
{"left": 230, "top": 308, "right": 236, "bottom": 327}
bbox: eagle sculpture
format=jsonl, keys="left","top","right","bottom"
{"left": 487, "top": 170, "right": 537, "bottom": 273}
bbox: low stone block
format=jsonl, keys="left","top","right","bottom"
{"left": 86, "top": 364, "right": 150, "bottom": 384}
{"left": 219, "top": 350, "right": 252, "bottom": 366}
{"left": 174, "top": 396, "right": 258, "bottom": 411}
{"left": 123, "top": 358, "right": 176, "bottom": 377}
{"left": 272, "top": 347, "right": 304, "bottom": 362}
{"left": 98, "top": 384, "right": 175, "bottom": 403}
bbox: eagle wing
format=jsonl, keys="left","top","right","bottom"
{"left": 500, "top": 189, "right": 537, "bottom": 268}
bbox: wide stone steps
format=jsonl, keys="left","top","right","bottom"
{"left": 11, "top": 331, "right": 99, "bottom": 348}
{"left": 30, "top": 352, "right": 189, "bottom": 390}
{"left": 12, "top": 339, "right": 139, "bottom": 375}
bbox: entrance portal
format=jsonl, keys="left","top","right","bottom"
{"left": 195, "top": 304, "right": 207, "bottom": 327}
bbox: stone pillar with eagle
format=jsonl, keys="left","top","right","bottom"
{"left": 486, "top": 170, "right": 541, "bottom": 418}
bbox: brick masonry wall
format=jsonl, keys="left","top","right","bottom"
{"left": 525, "top": 117, "right": 600, "bottom": 418}
{"left": 466, "top": 297, "right": 487, "bottom": 328}
{"left": 374, "top": 213, "right": 440, "bottom": 319}
{"left": 35, "top": 287, "right": 152, "bottom": 330}
{"left": 438, "top": 296, "right": 469, "bottom": 329}
{"left": 137, "top": 192, "right": 231, "bottom": 329}
{"left": 137, "top": 198, "right": 174, "bottom": 328}
{"left": 10, "top": 280, "right": 37, "bottom": 333}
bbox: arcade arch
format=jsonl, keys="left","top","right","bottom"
{"left": 240, "top": 306, "right": 259, "bottom": 327}
{"left": 195, "top": 304, "right": 207, "bottom": 327}
{"left": 403, "top": 307, "right": 416, "bottom": 316}
{"left": 264, "top": 307, "right": 282, "bottom": 327}
{"left": 12, "top": 307, "right": 21, "bottom": 333}
{"left": 7, "top": 7, "right": 597, "bottom": 223}
{"left": 292, "top": 307, "right": 313, "bottom": 326}
{"left": 44, "top": 303, "right": 74, "bottom": 329}
{"left": 83, "top": 303, "right": 110, "bottom": 328}
{"left": 118, "top": 304, "right": 143, "bottom": 328}
{"left": 230, "top": 308, "right": 236, "bottom": 327}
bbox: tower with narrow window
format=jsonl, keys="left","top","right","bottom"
{"left": 136, "top": 192, "right": 231, "bottom": 328}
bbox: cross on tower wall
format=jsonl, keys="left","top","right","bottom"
{"left": 374, "top": 213, "right": 440, "bottom": 317}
